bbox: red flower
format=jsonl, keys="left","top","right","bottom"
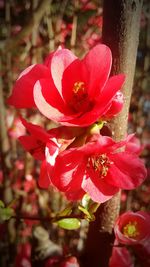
{"left": 8, "top": 45, "right": 125, "bottom": 126}
{"left": 114, "top": 211, "right": 150, "bottom": 246}
{"left": 46, "top": 134, "right": 147, "bottom": 203}
{"left": 18, "top": 117, "right": 80, "bottom": 188}
{"left": 109, "top": 242, "right": 134, "bottom": 267}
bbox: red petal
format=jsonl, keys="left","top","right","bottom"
{"left": 107, "top": 152, "right": 147, "bottom": 189}
{"left": 19, "top": 135, "right": 45, "bottom": 160}
{"left": 33, "top": 80, "right": 75, "bottom": 122}
{"left": 49, "top": 150, "right": 84, "bottom": 191}
{"left": 50, "top": 48, "right": 77, "bottom": 97}
{"left": 83, "top": 44, "right": 112, "bottom": 97}
{"left": 65, "top": 164, "right": 85, "bottom": 201}
{"left": 7, "top": 64, "right": 50, "bottom": 108}
{"left": 104, "top": 91, "right": 124, "bottom": 118}
{"left": 82, "top": 173, "right": 118, "bottom": 203}
{"left": 20, "top": 117, "right": 50, "bottom": 142}
{"left": 38, "top": 160, "right": 52, "bottom": 189}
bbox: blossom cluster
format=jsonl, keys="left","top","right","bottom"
{"left": 8, "top": 44, "right": 147, "bottom": 204}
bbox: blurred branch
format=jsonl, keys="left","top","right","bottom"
{"left": 4, "top": 0, "right": 50, "bottom": 52}
{"left": 70, "top": 0, "right": 78, "bottom": 52}
{"left": 0, "top": 59, "right": 10, "bottom": 165}
{"left": 45, "top": 1, "right": 55, "bottom": 51}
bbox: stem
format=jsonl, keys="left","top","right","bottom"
{"left": 70, "top": 0, "right": 78, "bottom": 52}
{"left": 12, "top": 213, "right": 85, "bottom": 222}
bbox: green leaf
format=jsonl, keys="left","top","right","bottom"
{"left": 78, "top": 205, "right": 95, "bottom": 221}
{"left": 0, "top": 207, "right": 14, "bottom": 223}
{"left": 0, "top": 200, "right": 5, "bottom": 208}
{"left": 57, "top": 204, "right": 72, "bottom": 217}
{"left": 56, "top": 218, "right": 81, "bottom": 230}
{"left": 81, "top": 194, "right": 91, "bottom": 209}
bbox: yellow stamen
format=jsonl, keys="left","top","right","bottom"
{"left": 73, "top": 81, "right": 85, "bottom": 94}
{"left": 123, "top": 221, "right": 139, "bottom": 238}
{"left": 88, "top": 154, "right": 112, "bottom": 178}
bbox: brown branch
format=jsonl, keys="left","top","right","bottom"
{"left": 4, "top": 0, "right": 50, "bottom": 52}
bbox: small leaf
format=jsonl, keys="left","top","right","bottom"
{"left": 78, "top": 205, "right": 90, "bottom": 217}
{"left": 81, "top": 194, "right": 91, "bottom": 209}
{"left": 56, "top": 218, "right": 81, "bottom": 230}
{"left": 0, "top": 200, "right": 5, "bottom": 208}
{"left": 57, "top": 204, "right": 72, "bottom": 217}
{"left": 78, "top": 205, "right": 95, "bottom": 221}
{"left": 0, "top": 207, "right": 14, "bottom": 223}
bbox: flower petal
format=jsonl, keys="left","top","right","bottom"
{"left": 7, "top": 64, "right": 50, "bottom": 108}
{"left": 103, "top": 91, "right": 124, "bottom": 118}
{"left": 33, "top": 80, "right": 75, "bottom": 122}
{"left": 83, "top": 44, "right": 112, "bottom": 97}
{"left": 107, "top": 152, "right": 147, "bottom": 189}
{"left": 82, "top": 173, "right": 118, "bottom": 203}
{"left": 19, "top": 135, "right": 45, "bottom": 160}
{"left": 65, "top": 163, "right": 85, "bottom": 201}
{"left": 50, "top": 48, "right": 77, "bottom": 97}
{"left": 20, "top": 117, "right": 50, "bottom": 142}
{"left": 38, "top": 160, "right": 52, "bottom": 189}
{"left": 49, "top": 150, "right": 84, "bottom": 191}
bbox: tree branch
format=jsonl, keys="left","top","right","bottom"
{"left": 4, "top": 0, "right": 50, "bottom": 52}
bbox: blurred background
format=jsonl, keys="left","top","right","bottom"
{"left": 0, "top": 1, "right": 150, "bottom": 266}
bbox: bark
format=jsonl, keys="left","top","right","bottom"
{"left": 82, "top": 1, "right": 143, "bottom": 267}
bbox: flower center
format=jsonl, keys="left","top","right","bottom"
{"left": 123, "top": 221, "right": 139, "bottom": 238}
{"left": 88, "top": 154, "right": 112, "bottom": 178}
{"left": 70, "top": 81, "right": 93, "bottom": 113}
{"left": 73, "top": 81, "right": 85, "bottom": 94}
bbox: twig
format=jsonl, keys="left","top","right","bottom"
{"left": 4, "top": 0, "right": 50, "bottom": 52}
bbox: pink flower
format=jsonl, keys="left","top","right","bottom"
{"left": 46, "top": 134, "right": 147, "bottom": 203}
{"left": 114, "top": 211, "right": 150, "bottom": 246}
{"left": 8, "top": 45, "right": 125, "bottom": 126}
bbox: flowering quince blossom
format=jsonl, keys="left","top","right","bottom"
{"left": 114, "top": 211, "right": 150, "bottom": 246}
{"left": 18, "top": 117, "right": 84, "bottom": 188}
{"left": 7, "top": 45, "right": 125, "bottom": 126}
{"left": 46, "top": 134, "right": 147, "bottom": 203}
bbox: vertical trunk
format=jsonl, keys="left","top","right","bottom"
{"left": 82, "top": 1, "right": 143, "bottom": 267}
